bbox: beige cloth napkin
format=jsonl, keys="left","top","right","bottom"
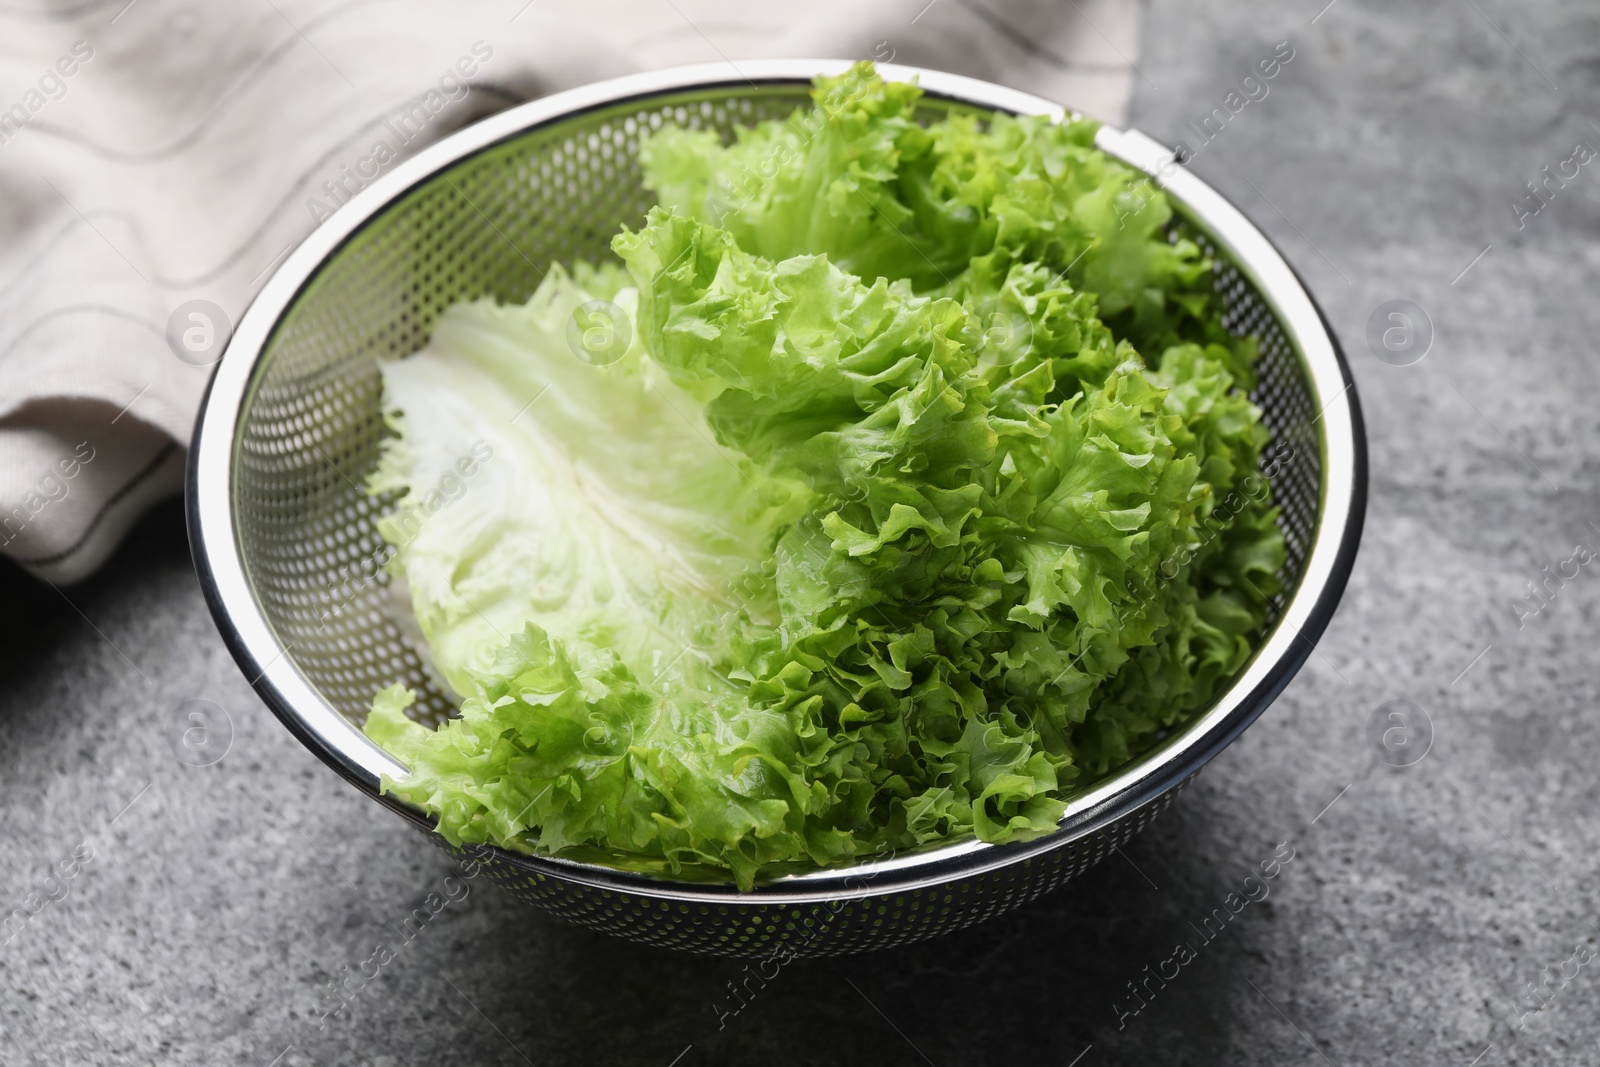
{"left": 0, "top": 0, "right": 1141, "bottom": 583}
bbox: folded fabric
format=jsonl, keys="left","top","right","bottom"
{"left": 0, "top": 0, "right": 1139, "bottom": 583}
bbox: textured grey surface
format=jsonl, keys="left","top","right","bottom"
{"left": 3, "top": 1, "right": 1599, "bottom": 1064}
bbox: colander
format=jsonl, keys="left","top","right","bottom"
{"left": 188, "top": 60, "right": 1365, "bottom": 958}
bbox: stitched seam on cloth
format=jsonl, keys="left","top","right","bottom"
{"left": 0, "top": 80, "right": 521, "bottom": 304}
{"left": 18, "top": 0, "right": 401, "bottom": 162}
{"left": 0, "top": 305, "right": 164, "bottom": 366}
{"left": 12, "top": 441, "right": 178, "bottom": 566}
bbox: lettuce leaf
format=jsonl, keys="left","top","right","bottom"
{"left": 364, "top": 66, "right": 1284, "bottom": 889}
{"left": 642, "top": 63, "right": 1222, "bottom": 355}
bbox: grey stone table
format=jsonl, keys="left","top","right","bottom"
{"left": 4, "top": 1, "right": 1598, "bottom": 1064}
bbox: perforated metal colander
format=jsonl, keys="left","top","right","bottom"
{"left": 188, "top": 61, "right": 1365, "bottom": 958}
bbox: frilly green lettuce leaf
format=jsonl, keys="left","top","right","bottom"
{"left": 642, "top": 62, "right": 1226, "bottom": 356}
{"left": 363, "top": 66, "right": 1285, "bottom": 889}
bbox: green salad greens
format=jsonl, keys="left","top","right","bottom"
{"left": 362, "top": 64, "right": 1285, "bottom": 889}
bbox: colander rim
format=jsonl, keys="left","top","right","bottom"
{"left": 188, "top": 59, "right": 1366, "bottom": 904}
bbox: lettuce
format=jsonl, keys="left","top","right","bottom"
{"left": 364, "top": 65, "right": 1284, "bottom": 889}
{"left": 641, "top": 64, "right": 1223, "bottom": 356}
